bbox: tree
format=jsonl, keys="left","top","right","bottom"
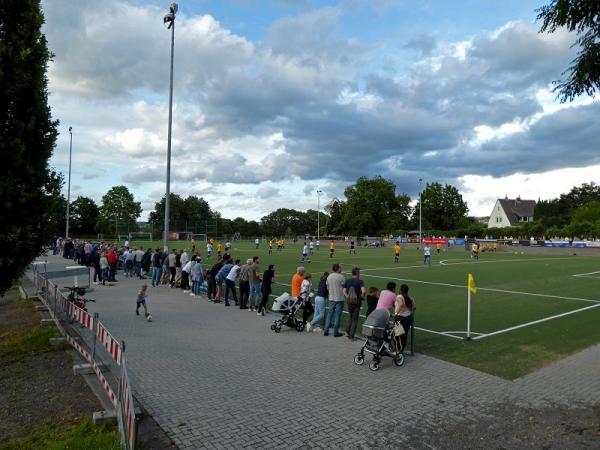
{"left": 70, "top": 196, "right": 99, "bottom": 236}
{"left": 416, "top": 182, "right": 468, "bottom": 230}
{"left": 537, "top": 0, "right": 600, "bottom": 102}
{"left": 0, "top": 0, "right": 59, "bottom": 295}
{"left": 325, "top": 198, "right": 346, "bottom": 234}
{"left": 336, "top": 176, "right": 412, "bottom": 236}
{"left": 148, "top": 194, "right": 215, "bottom": 231}
{"left": 96, "top": 186, "right": 142, "bottom": 235}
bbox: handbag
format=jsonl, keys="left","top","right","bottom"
{"left": 393, "top": 322, "right": 406, "bottom": 336}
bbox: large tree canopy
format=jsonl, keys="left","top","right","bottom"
{"left": 537, "top": 0, "right": 600, "bottom": 102}
{"left": 96, "top": 186, "right": 142, "bottom": 235}
{"left": 336, "top": 176, "right": 412, "bottom": 236}
{"left": 148, "top": 194, "right": 216, "bottom": 231}
{"left": 70, "top": 196, "right": 99, "bottom": 236}
{"left": 0, "top": 0, "right": 58, "bottom": 294}
{"left": 416, "top": 182, "right": 468, "bottom": 230}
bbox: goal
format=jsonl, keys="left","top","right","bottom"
{"left": 129, "top": 232, "right": 153, "bottom": 242}
{"left": 187, "top": 233, "right": 208, "bottom": 243}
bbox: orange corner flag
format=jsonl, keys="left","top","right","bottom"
{"left": 468, "top": 273, "right": 477, "bottom": 295}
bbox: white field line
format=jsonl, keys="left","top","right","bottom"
{"left": 438, "top": 256, "right": 592, "bottom": 266}
{"left": 573, "top": 270, "right": 600, "bottom": 278}
{"left": 472, "top": 303, "right": 600, "bottom": 340}
{"left": 360, "top": 273, "right": 600, "bottom": 304}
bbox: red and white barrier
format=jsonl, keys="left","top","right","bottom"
{"left": 97, "top": 323, "right": 123, "bottom": 366}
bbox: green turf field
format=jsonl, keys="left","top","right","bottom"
{"left": 130, "top": 239, "right": 600, "bottom": 379}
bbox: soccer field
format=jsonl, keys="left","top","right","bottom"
{"left": 130, "top": 239, "right": 600, "bottom": 379}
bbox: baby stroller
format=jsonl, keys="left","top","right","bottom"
{"left": 270, "top": 292, "right": 309, "bottom": 333}
{"left": 354, "top": 309, "right": 404, "bottom": 371}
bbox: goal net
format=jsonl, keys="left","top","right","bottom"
{"left": 129, "top": 232, "right": 153, "bottom": 242}
{"left": 187, "top": 233, "right": 208, "bottom": 242}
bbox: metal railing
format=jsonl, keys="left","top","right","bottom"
{"left": 34, "top": 272, "right": 137, "bottom": 449}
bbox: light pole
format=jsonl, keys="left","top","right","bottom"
{"left": 419, "top": 178, "right": 423, "bottom": 244}
{"left": 316, "top": 190, "right": 323, "bottom": 240}
{"left": 163, "top": 3, "right": 177, "bottom": 251}
{"left": 65, "top": 126, "right": 73, "bottom": 238}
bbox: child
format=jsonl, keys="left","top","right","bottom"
{"left": 301, "top": 242, "right": 308, "bottom": 262}
{"left": 394, "top": 242, "right": 401, "bottom": 263}
{"left": 365, "top": 287, "right": 379, "bottom": 317}
{"left": 136, "top": 284, "right": 150, "bottom": 317}
{"left": 100, "top": 252, "right": 109, "bottom": 285}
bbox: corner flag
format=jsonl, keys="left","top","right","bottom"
{"left": 468, "top": 273, "right": 477, "bottom": 295}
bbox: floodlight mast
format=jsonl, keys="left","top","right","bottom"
{"left": 316, "top": 190, "right": 323, "bottom": 241}
{"left": 419, "top": 178, "right": 423, "bottom": 244}
{"left": 66, "top": 126, "right": 73, "bottom": 239}
{"left": 163, "top": 3, "right": 177, "bottom": 251}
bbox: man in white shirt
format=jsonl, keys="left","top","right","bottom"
{"left": 255, "top": 238, "right": 260, "bottom": 249}
{"left": 309, "top": 240, "right": 314, "bottom": 255}
{"left": 206, "top": 243, "right": 212, "bottom": 258}
{"left": 301, "top": 242, "right": 309, "bottom": 262}
{"left": 423, "top": 245, "right": 431, "bottom": 267}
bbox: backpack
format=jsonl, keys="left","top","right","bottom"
{"left": 346, "top": 282, "right": 360, "bottom": 306}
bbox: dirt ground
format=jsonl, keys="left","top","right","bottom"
{"left": 0, "top": 288, "right": 102, "bottom": 443}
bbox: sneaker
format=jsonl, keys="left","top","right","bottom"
{"left": 324, "top": 332, "right": 329, "bottom": 336}
{"left": 261, "top": 310, "right": 265, "bottom": 317}
{"left": 136, "top": 310, "right": 139, "bottom": 316}
{"left": 333, "top": 333, "right": 343, "bottom": 338}
{"left": 190, "top": 293, "right": 195, "bottom": 297}
{"left": 313, "top": 326, "right": 322, "bottom": 333}
{"left": 306, "top": 323, "right": 312, "bottom": 332}
{"left": 257, "top": 312, "right": 262, "bottom": 316}
{"left": 93, "top": 281, "right": 99, "bottom": 285}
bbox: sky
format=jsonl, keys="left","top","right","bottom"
{"left": 41, "top": 0, "right": 600, "bottom": 221}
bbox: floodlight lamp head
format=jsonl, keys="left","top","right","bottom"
{"left": 68, "top": 126, "right": 72, "bottom": 132}
{"left": 164, "top": 12, "right": 174, "bottom": 25}
{"left": 170, "top": 3, "right": 178, "bottom": 14}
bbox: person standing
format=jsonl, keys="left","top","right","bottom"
{"left": 268, "top": 239, "right": 273, "bottom": 255}
{"left": 423, "top": 245, "right": 431, "bottom": 267}
{"left": 134, "top": 247, "right": 144, "bottom": 278}
{"left": 329, "top": 240, "right": 335, "bottom": 258}
{"left": 238, "top": 259, "right": 252, "bottom": 309}
{"left": 395, "top": 284, "right": 416, "bottom": 353}
{"left": 255, "top": 238, "right": 260, "bottom": 249}
{"left": 151, "top": 248, "right": 163, "bottom": 287}
{"left": 307, "top": 271, "right": 328, "bottom": 332}
{"left": 349, "top": 240, "right": 356, "bottom": 255}
{"left": 323, "top": 263, "right": 345, "bottom": 337}
{"left": 141, "top": 248, "right": 152, "bottom": 279}
{"left": 124, "top": 247, "right": 134, "bottom": 278}
{"left": 309, "top": 239, "right": 314, "bottom": 256}
{"left": 301, "top": 242, "right": 309, "bottom": 262}
{"left": 191, "top": 257, "right": 204, "bottom": 297}
{"left": 206, "top": 258, "right": 224, "bottom": 301}
{"left": 91, "top": 250, "right": 101, "bottom": 285}
{"left": 316, "top": 239, "right": 320, "bottom": 251}
{"left": 247, "top": 256, "right": 261, "bottom": 312}
{"left": 181, "top": 258, "right": 192, "bottom": 293}
{"left": 224, "top": 259, "right": 241, "bottom": 306}
{"left": 394, "top": 242, "right": 401, "bottom": 263}
{"left": 107, "top": 246, "right": 118, "bottom": 282}
{"left": 168, "top": 249, "right": 177, "bottom": 287}
{"left": 291, "top": 267, "right": 305, "bottom": 299}
{"left": 257, "top": 264, "right": 275, "bottom": 316}
{"left": 343, "top": 267, "right": 365, "bottom": 341}
{"left": 300, "top": 272, "right": 314, "bottom": 328}
{"left": 206, "top": 242, "right": 213, "bottom": 258}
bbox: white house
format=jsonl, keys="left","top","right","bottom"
{"left": 488, "top": 197, "right": 536, "bottom": 228}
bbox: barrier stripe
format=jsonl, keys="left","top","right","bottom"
{"left": 96, "top": 323, "right": 123, "bottom": 366}
{"left": 93, "top": 360, "right": 118, "bottom": 407}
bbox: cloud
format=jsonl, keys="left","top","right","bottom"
{"left": 404, "top": 34, "right": 436, "bottom": 56}
{"left": 41, "top": 1, "right": 599, "bottom": 219}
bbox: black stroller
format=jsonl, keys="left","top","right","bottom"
{"left": 270, "top": 293, "right": 308, "bottom": 333}
{"left": 354, "top": 309, "right": 404, "bottom": 371}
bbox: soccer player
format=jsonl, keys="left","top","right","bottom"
{"left": 225, "top": 241, "right": 232, "bottom": 251}
{"left": 309, "top": 239, "right": 314, "bottom": 255}
{"left": 349, "top": 240, "right": 356, "bottom": 254}
{"left": 206, "top": 242, "right": 212, "bottom": 258}
{"left": 191, "top": 238, "right": 196, "bottom": 252}
{"left": 472, "top": 242, "right": 479, "bottom": 260}
{"left": 255, "top": 238, "right": 260, "bottom": 249}
{"left": 316, "top": 239, "right": 320, "bottom": 251}
{"left": 423, "top": 245, "right": 431, "bottom": 267}
{"left": 436, "top": 243, "right": 441, "bottom": 254}
{"left": 217, "top": 242, "right": 223, "bottom": 257}
{"left": 329, "top": 240, "right": 335, "bottom": 258}
{"left": 301, "top": 242, "right": 309, "bottom": 262}
{"left": 394, "top": 242, "right": 401, "bottom": 263}
{"left": 268, "top": 239, "right": 273, "bottom": 255}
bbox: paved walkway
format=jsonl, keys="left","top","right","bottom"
{"left": 29, "top": 256, "right": 600, "bottom": 449}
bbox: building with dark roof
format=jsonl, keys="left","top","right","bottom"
{"left": 487, "top": 197, "right": 536, "bottom": 228}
